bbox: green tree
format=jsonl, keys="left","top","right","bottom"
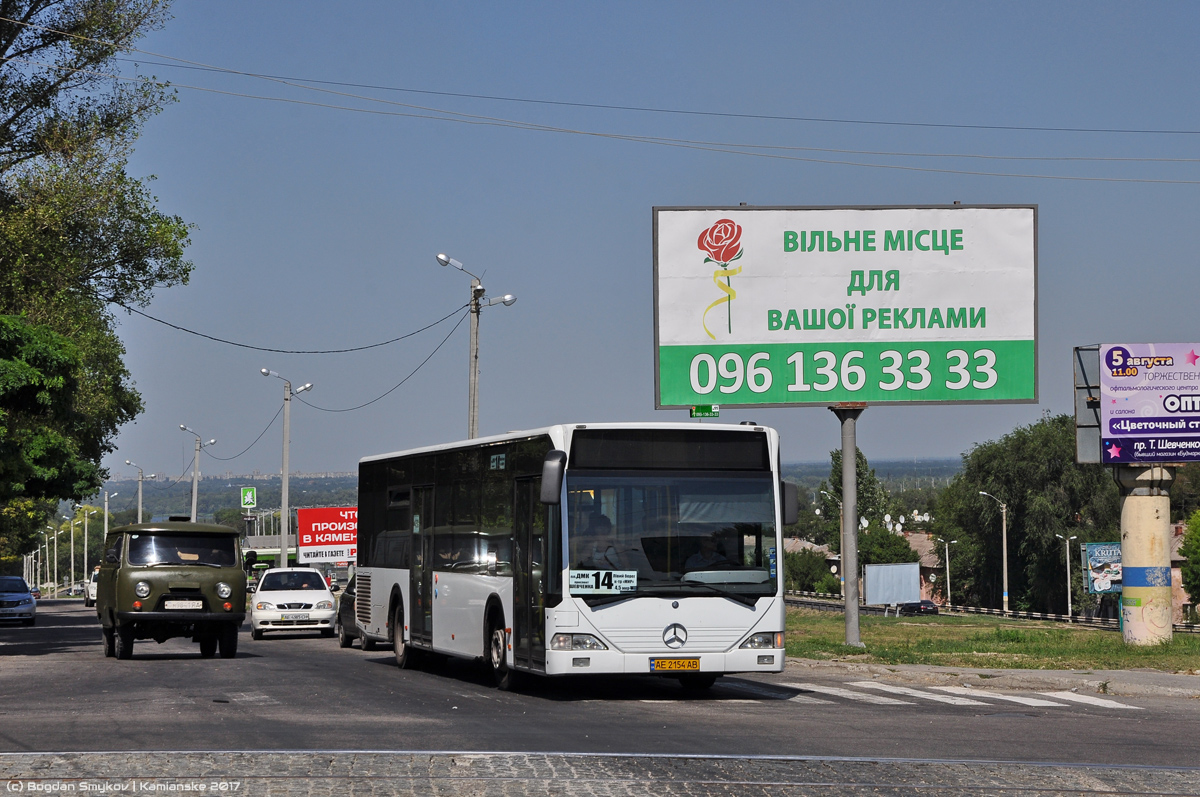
{"left": 857, "top": 524, "right": 919, "bottom": 566}
{"left": 933, "top": 414, "right": 1119, "bottom": 613}
{"left": 783, "top": 547, "right": 830, "bottom": 592}
{"left": 1180, "top": 510, "right": 1200, "bottom": 609}
{"left": 0, "top": 2, "right": 191, "bottom": 570}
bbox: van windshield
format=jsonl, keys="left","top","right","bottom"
{"left": 126, "top": 534, "right": 237, "bottom": 567}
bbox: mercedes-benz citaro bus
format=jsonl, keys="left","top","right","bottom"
{"left": 354, "top": 423, "right": 799, "bottom": 690}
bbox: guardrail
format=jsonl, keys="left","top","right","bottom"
{"left": 783, "top": 590, "right": 1200, "bottom": 634}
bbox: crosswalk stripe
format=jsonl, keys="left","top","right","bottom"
{"left": 848, "top": 681, "right": 990, "bottom": 706}
{"left": 928, "top": 686, "right": 1067, "bottom": 707}
{"left": 1038, "top": 691, "right": 1143, "bottom": 710}
{"left": 782, "top": 682, "right": 912, "bottom": 705}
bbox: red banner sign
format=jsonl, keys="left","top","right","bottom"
{"left": 297, "top": 507, "right": 357, "bottom": 564}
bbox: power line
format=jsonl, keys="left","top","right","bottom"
{"left": 115, "top": 300, "right": 469, "bottom": 354}
{"left": 204, "top": 404, "right": 282, "bottom": 462}
{"left": 110, "top": 55, "right": 1200, "bottom": 138}
{"left": 296, "top": 308, "right": 469, "bottom": 413}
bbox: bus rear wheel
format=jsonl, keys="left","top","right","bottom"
{"left": 392, "top": 603, "right": 414, "bottom": 669}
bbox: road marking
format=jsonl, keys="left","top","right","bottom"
{"left": 847, "top": 681, "right": 989, "bottom": 706}
{"left": 929, "top": 686, "right": 1067, "bottom": 707}
{"left": 1038, "top": 691, "right": 1143, "bottom": 710}
{"left": 782, "top": 682, "right": 912, "bottom": 705}
{"left": 720, "top": 681, "right": 801, "bottom": 700}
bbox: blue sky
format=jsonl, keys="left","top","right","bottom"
{"left": 103, "top": 2, "right": 1200, "bottom": 488}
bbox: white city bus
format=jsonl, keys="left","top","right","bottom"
{"left": 354, "top": 422, "right": 798, "bottom": 689}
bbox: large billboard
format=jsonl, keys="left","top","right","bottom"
{"left": 1099, "top": 343, "right": 1200, "bottom": 463}
{"left": 654, "top": 206, "right": 1037, "bottom": 407}
{"left": 297, "top": 507, "right": 357, "bottom": 564}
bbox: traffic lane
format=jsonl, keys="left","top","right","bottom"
{"left": 2, "top": 602, "right": 1195, "bottom": 766}
{"left": 0, "top": 598, "right": 99, "bottom": 657}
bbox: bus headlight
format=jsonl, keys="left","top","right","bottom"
{"left": 551, "top": 633, "right": 608, "bottom": 651}
{"left": 216, "top": 582, "right": 232, "bottom": 599}
{"left": 740, "top": 632, "right": 783, "bottom": 649}
{"left": 134, "top": 581, "right": 151, "bottom": 598}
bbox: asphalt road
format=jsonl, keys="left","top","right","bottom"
{"left": 3, "top": 601, "right": 1198, "bottom": 795}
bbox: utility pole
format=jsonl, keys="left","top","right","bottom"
{"left": 980, "top": 492, "right": 1009, "bottom": 615}
{"left": 181, "top": 427, "right": 215, "bottom": 522}
{"left": 831, "top": 403, "right": 866, "bottom": 648}
{"left": 126, "top": 461, "right": 153, "bottom": 523}
{"left": 261, "top": 370, "right": 311, "bottom": 567}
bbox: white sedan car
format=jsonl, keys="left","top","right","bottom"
{"left": 249, "top": 567, "right": 336, "bottom": 640}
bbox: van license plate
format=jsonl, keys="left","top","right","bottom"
{"left": 649, "top": 658, "right": 700, "bottom": 671}
{"left": 164, "top": 600, "right": 202, "bottom": 610}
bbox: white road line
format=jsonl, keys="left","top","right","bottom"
{"left": 782, "top": 682, "right": 912, "bottom": 705}
{"left": 720, "top": 682, "right": 797, "bottom": 699}
{"left": 929, "top": 686, "right": 1067, "bottom": 707}
{"left": 848, "top": 681, "right": 990, "bottom": 706}
{"left": 1038, "top": 691, "right": 1143, "bottom": 710}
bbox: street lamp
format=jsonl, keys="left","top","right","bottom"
{"left": 936, "top": 538, "right": 958, "bottom": 607}
{"left": 180, "top": 426, "right": 215, "bottom": 522}
{"left": 83, "top": 509, "right": 96, "bottom": 575}
{"left": 262, "top": 369, "right": 312, "bottom": 568}
{"left": 437, "top": 253, "right": 516, "bottom": 439}
{"left": 126, "top": 461, "right": 155, "bottom": 524}
{"left": 979, "top": 491, "right": 1009, "bottom": 615}
{"left": 1055, "top": 533, "right": 1079, "bottom": 621}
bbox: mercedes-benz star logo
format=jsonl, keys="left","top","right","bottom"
{"left": 662, "top": 623, "right": 688, "bottom": 649}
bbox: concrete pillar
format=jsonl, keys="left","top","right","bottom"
{"left": 1117, "top": 465, "right": 1174, "bottom": 645}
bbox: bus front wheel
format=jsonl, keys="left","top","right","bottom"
{"left": 486, "top": 614, "right": 514, "bottom": 690}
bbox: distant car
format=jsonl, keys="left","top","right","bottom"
{"left": 250, "top": 567, "right": 336, "bottom": 640}
{"left": 0, "top": 576, "right": 37, "bottom": 626}
{"left": 334, "top": 574, "right": 360, "bottom": 648}
{"left": 85, "top": 568, "right": 99, "bottom": 607}
{"left": 899, "top": 600, "right": 939, "bottom": 616}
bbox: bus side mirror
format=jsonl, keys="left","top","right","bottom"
{"left": 540, "top": 450, "right": 567, "bottom": 504}
{"left": 782, "top": 482, "right": 799, "bottom": 526}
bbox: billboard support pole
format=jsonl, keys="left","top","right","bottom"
{"left": 832, "top": 403, "right": 867, "bottom": 648}
{"left": 1116, "top": 465, "right": 1174, "bottom": 645}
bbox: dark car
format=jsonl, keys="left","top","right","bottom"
{"left": 899, "top": 599, "right": 939, "bottom": 616}
{"left": 336, "top": 573, "right": 372, "bottom": 648}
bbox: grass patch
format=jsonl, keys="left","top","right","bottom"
{"left": 786, "top": 608, "right": 1200, "bottom": 672}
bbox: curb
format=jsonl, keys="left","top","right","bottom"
{"left": 784, "top": 657, "right": 1200, "bottom": 699}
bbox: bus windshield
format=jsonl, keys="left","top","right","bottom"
{"left": 566, "top": 472, "right": 778, "bottom": 603}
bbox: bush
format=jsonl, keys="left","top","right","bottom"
{"left": 784, "top": 548, "right": 831, "bottom": 592}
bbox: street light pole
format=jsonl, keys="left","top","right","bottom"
{"left": 83, "top": 509, "right": 96, "bottom": 574}
{"left": 980, "top": 491, "right": 1009, "bottom": 615}
{"left": 936, "top": 538, "right": 957, "bottom": 607}
{"left": 819, "top": 490, "right": 844, "bottom": 597}
{"left": 1056, "top": 533, "right": 1079, "bottom": 621}
{"left": 181, "top": 426, "right": 215, "bottom": 522}
{"left": 437, "top": 253, "right": 516, "bottom": 439}
{"left": 262, "top": 369, "right": 312, "bottom": 568}
{"left": 126, "top": 461, "right": 154, "bottom": 524}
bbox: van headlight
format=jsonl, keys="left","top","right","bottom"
{"left": 216, "top": 582, "right": 232, "bottom": 599}
{"left": 550, "top": 633, "right": 608, "bottom": 651}
{"left": 315, "top": 600, "right": 333, "bottom": 610}
{"left": 134, "top": 581, "right": 151, "bottom": 598}
{"left": 740, "top": 632, "right": 784, "bottom": 649}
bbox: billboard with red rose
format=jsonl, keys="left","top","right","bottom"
{"left": 653, "top": 205, "right": 1037, "bottom": 407}
{"left": 297, "top": 507, "right": 357, "bottom": 564}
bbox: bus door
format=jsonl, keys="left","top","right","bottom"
{"left": 513, "top": 476, "right": 546, "bottom": 670}
{"left": 410, "top": 485, "right": 434, "bottom": 648}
